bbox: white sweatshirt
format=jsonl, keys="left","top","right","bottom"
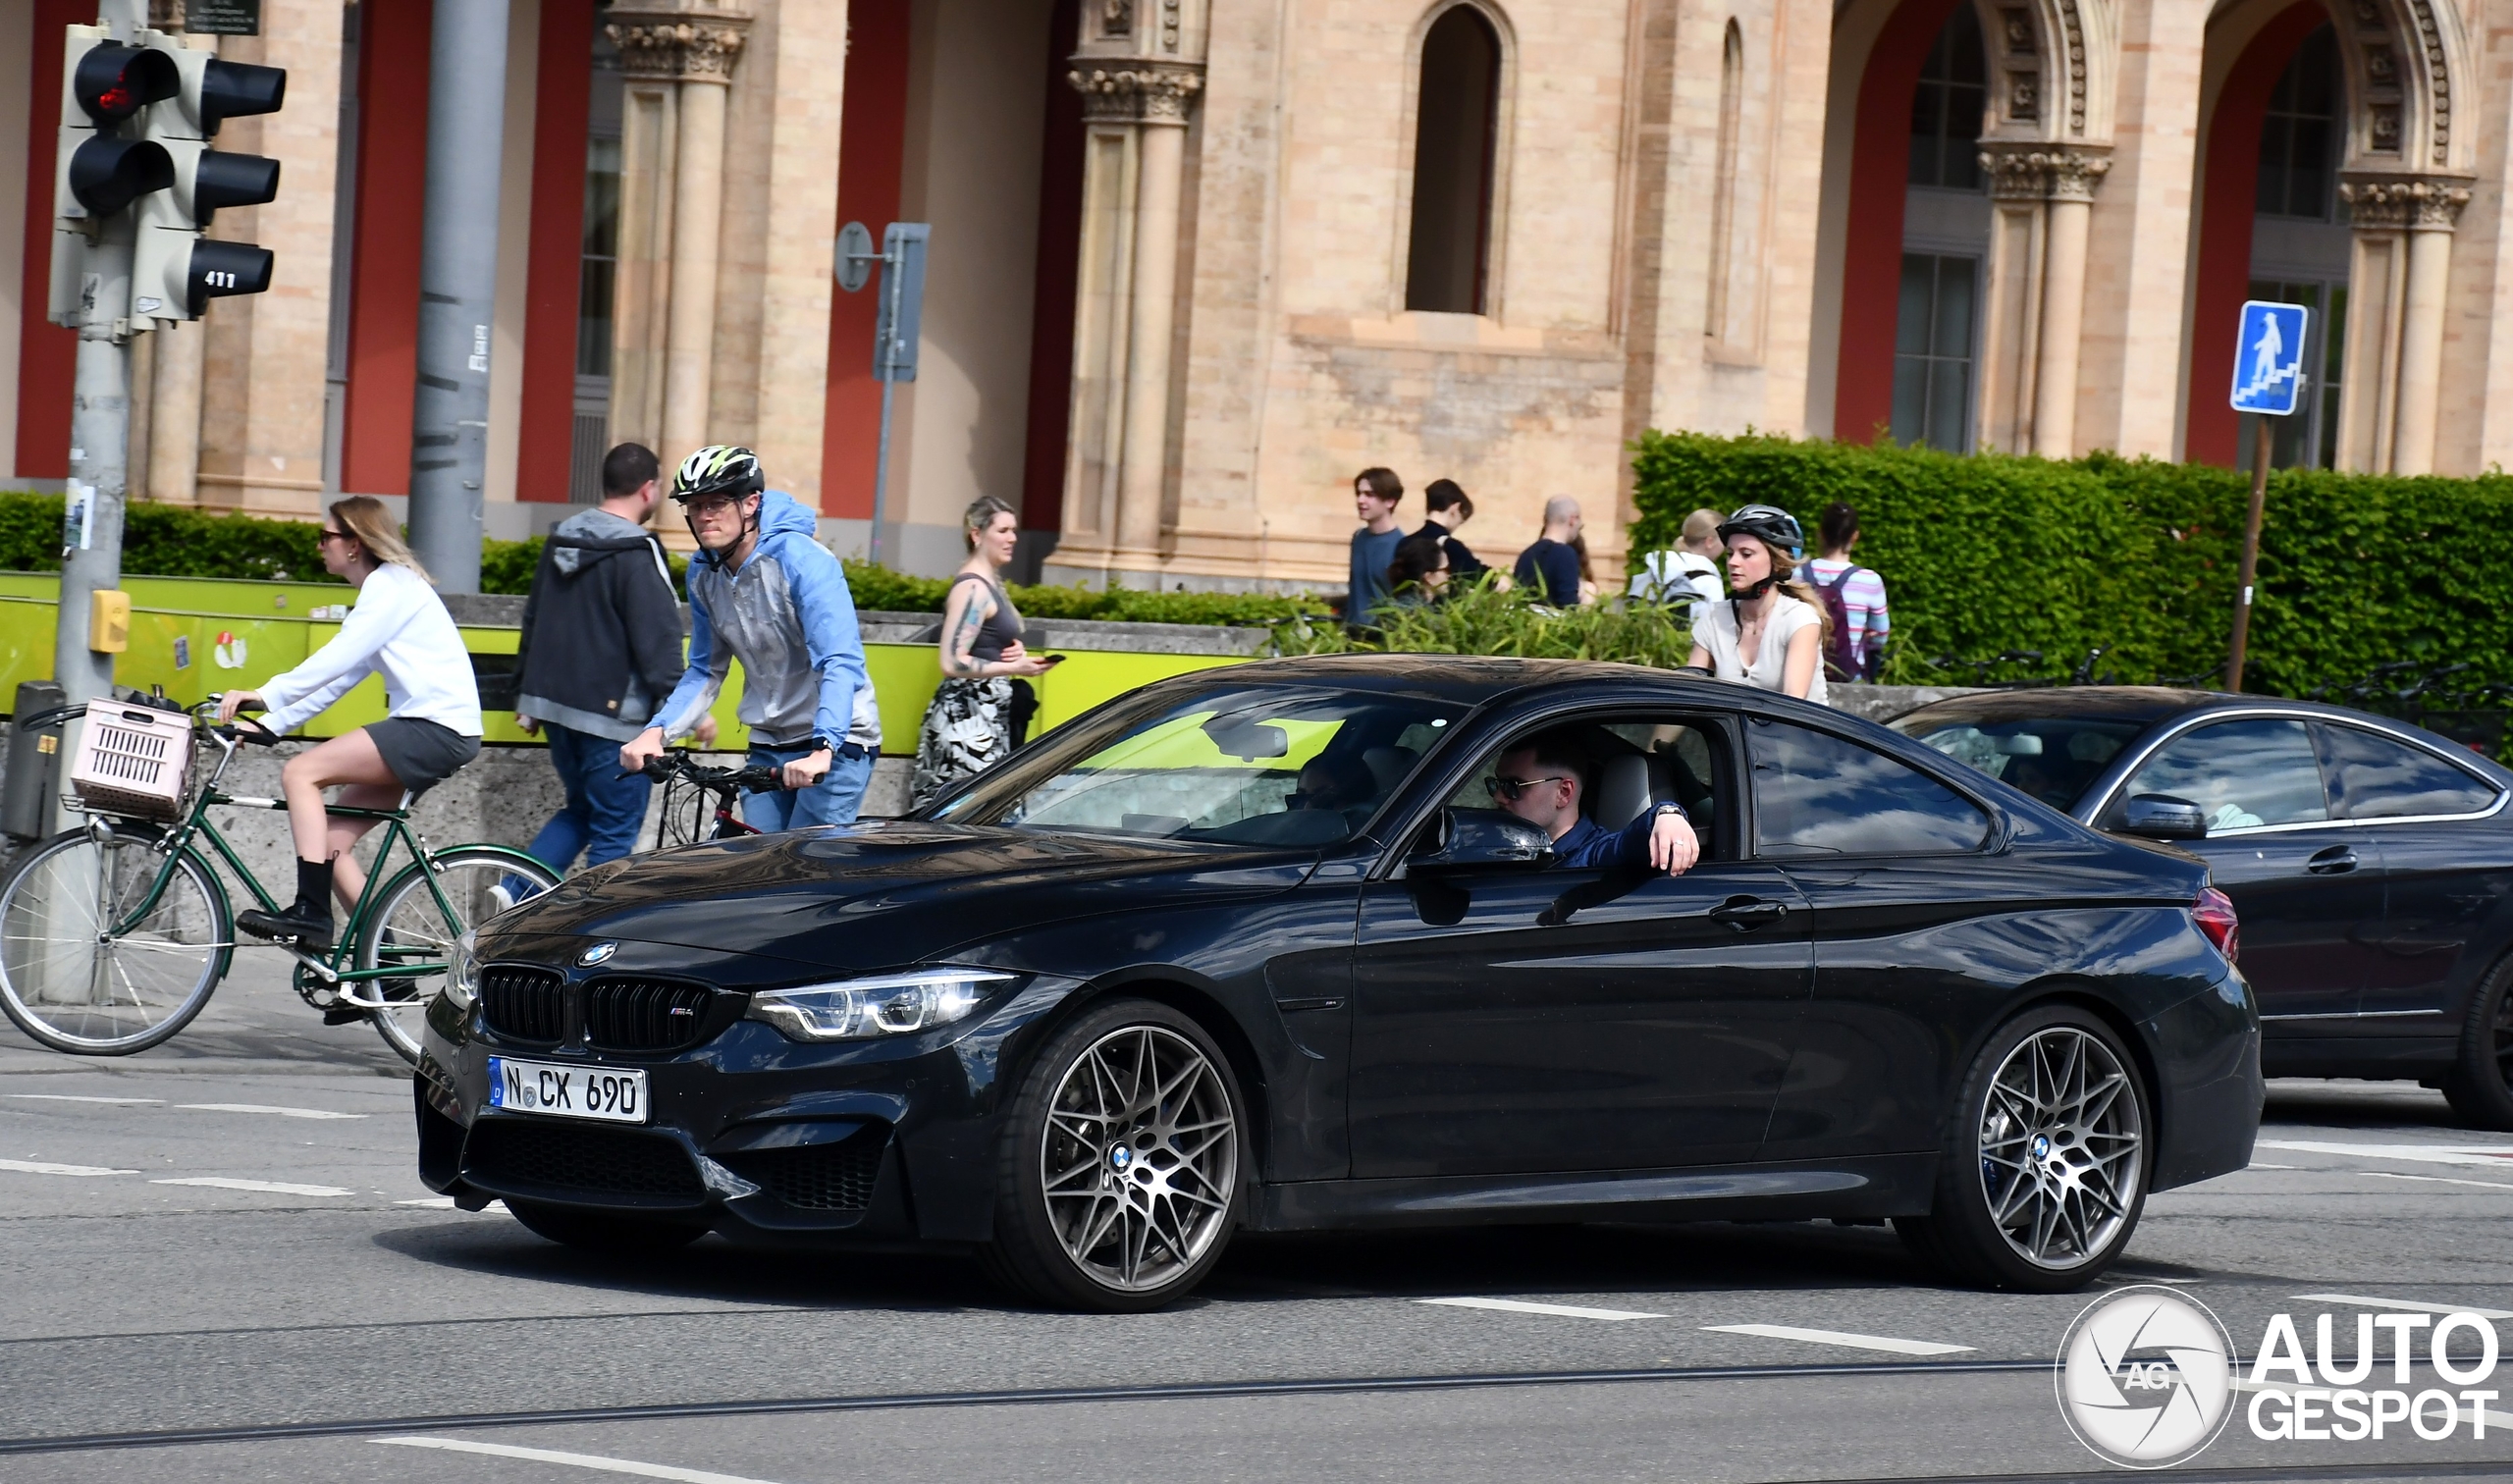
{"left": 257, "top": 562, "right": 484, "bottom": 736}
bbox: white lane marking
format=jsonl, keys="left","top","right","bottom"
{"left": 2245, "top": 1162, "right": 2300, "bottom": 1170}
{"left": 150, "top": 1177, "right": 354, "bottom": 1196}
{"left": 2290, "top": 1293, "right": 2513, "bottom": 1321}
{"left": 4, "top": 1094, "right": 163, "bottom": 1104}
{"left": 0, "top": 1157, "right": 135, "bottom": 1177}
{"left": 1417, "top": 1296, "right": 1665, "bottom": 1322}
{"left": 1703, "top": 1323, "right": 1974, "bottom": 1356}
{"left": 2363, "top": 1170, "right": 2513, "bottom": 1193}
{"left": 2257, "top": 1140, "right": 2513, "bottom": 1168}
{"left": 373, "top": 1436, "right": 786, "bottom": 1484}
{"left": 176, "top": 1102, "right": 366, "bottom": 1120}
{"left": 397, "top": 1197, "right": 457, "bottom": 1208}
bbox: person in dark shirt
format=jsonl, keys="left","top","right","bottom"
{"left": 1417, "top": 478, "right": 1489, "bottom": 583}
{"left": 1347, "top": 467, "right": 1407, "bottom": 627}
{"left": 1486, "top": 728, "right": 1696, "bottom": 875}
{"left": 1513, "top": 496, "right": 1587, "bottom": 607}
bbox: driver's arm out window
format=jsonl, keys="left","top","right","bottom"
{"left": 1440, "top": 716, "right": 1733, "bottom": 863}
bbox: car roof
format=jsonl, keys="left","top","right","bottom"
{"left": 1892, "top": 686, "right": 2217, "bottom": 729}
{"left": 1168, "top": 653, "right": 1705, "bottom": 706}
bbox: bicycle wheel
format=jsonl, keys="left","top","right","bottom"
{"left": 0, "top": 826, "right": 228, "bottom": 1054}
{"left": 355, "top": 846, "right": 560, "bottom": 1065}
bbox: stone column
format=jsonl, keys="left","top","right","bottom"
{"left": 147, "top": 321, "right": 205, "bottom": 504}
{"left": 1099, "top": 69, "right": 1201, "bottom": 560}
{"left": 606, "top": 4, "right": 750, "bottom": 467}
{"left": 1974, "top": 144, "right": 2108, "bottom": 458}
{"left": 2338, "top": 175, "right": 2469, "bottom": 476}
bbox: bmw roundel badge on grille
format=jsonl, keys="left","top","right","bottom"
{"left": 576, "top": 941, "right": 619, "bottom": 968}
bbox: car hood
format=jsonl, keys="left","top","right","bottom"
{"left": 482, "top": 821, "right": 1320, "bottom": 970}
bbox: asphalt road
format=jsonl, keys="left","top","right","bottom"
{"left": 3, "top": 953, "right": 2510, "bottom": 1484}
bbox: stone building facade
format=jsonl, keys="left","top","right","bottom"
{"left": 4, "top": 0, "right": 2511, "bottom": 592}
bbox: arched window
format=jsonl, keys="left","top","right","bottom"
{"left": 2257, "top": 26, "right": 2338, "bottom": 220}
{"left": 1907, "top": 5, "right": 1985, "bottom": 190}
{"left": 2246, "top": 25, "right": 2347, "bottom": 471}
{"left": 1406, "top": 6, "right": 1503, "bottom": 315}
{"left": 1705, "top": 21, "right": 1744, "bottom": 341}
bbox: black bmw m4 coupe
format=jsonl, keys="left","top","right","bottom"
{"left": 416, "top": 657, "right": 2261, "bottom": 1310}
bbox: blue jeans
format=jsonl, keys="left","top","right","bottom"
{"left": 526, "top": 723, "right": 655, "bottom": 872}
{"left": 741, "top": 744, "right": 874, "bottom": 830}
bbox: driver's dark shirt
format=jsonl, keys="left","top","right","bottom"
{"left": 1549, "top": 812, "right": 1669, "bottom": 870}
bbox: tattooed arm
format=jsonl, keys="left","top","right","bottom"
{"left": 939, "top": 578, "right": 995, "bottom": 679}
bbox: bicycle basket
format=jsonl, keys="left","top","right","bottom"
{"left": 69, "top": 705, "right": 195, "bottom": 821}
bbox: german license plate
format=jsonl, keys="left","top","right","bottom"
{"left": 487, "top": 1056, "right": 647, "bottom": 1124}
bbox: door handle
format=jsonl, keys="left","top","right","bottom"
{"left": 2307, "top": 846, "right": 2359, "bottom": 874}
{"left": 1709, "top": 895, "right": 1788, "bottom": 931}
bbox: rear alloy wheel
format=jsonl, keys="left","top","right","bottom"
{"left": 1897, "top": 1006, "right": 2149, "bottom": 1291}
{"left": 982, "top": 1000, "right": 1243, "bottom": 1311}
{"left": 2442, "top": 957, "right": 2513, "bottom": 1131}
{"left": 505, "top": 1197, "right": 708, "bottom": 1254}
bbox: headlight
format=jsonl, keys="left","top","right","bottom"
{"left": 744, "top": 968, "right": 1014, "bottom": 1042}
{"left": 445, "top": 929, "right": 480, "bottom": 1011}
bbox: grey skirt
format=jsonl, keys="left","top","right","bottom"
{"left": 366, "top": 717, "right": 481, "bottom": 796}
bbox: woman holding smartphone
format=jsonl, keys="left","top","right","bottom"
{"left": 911, "top": 497, "right": 1056, "bottom": 809}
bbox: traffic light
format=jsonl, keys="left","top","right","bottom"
{"left": 46, "top": 24, "right": 285, "bottom": 330}
{"left": 131, "top": 42, "right": 286, "bottom": 322}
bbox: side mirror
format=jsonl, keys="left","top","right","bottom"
{"left": 2117, "top": 793, "right": 2208, "bottom": 841}
{"left": 1414, "top": 807, "right": 1555, "bottom": 872}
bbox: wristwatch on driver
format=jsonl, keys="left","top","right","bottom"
{"left": 1651, "top": 802, "right": 1688, "bottom": 823}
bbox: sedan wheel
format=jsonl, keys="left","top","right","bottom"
{"left": 1898, "top": 1006, "right": 2149, "bottom": 1291}
{"left": 2443, "top": 957, "right": 2513, "bottom": 1132}
{"left": 983, "top": 1000, "right": 1243, "bottom": 1311}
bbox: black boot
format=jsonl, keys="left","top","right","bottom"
{"left": 240, "top": 858, "right": 336, "bottom": 948}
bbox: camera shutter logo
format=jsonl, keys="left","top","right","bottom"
{"left": 2056, "top": 1286, "right": 2237, "bottom": 1468}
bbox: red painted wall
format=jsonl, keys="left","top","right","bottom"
{"left": 1834, "top": 0, "right": 1964, "bottom": 445}
{"left": 339, "top": 0, "right": 434, "bottom": 497}
{"left": 515, "top": 0, "right": 595, "bottom": 503}
{"left": 820, "top": 0, "right": 912, "bottom": 518}
{"left": 12, "top": 0, "right": 88, "bottom": 482}
{"left": 1019, "top": 0, "right": 1083, "bottom": 535}
{"left": 2185, "top": 3, "right": 2325, "bottom": 466}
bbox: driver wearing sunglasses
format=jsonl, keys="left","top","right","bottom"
{"left": 1487, "top": 730, "right": 1697, "bottom": 875}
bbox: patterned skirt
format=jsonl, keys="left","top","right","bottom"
{"left": 911, "top": 677, "right": 1018, "bottom": 809}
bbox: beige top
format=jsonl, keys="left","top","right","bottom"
{"left": 1692, "top": 594, "right": 1829, "bottom": 707}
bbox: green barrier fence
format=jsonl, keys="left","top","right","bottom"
{"left": 0, "top": 575, "right": 1246, "bottom": 753}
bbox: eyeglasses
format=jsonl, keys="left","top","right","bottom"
{"left": 1485, "top": 774, "right": 1567, "bottom": 801}
{"left": 678, "top": 495, "right": 743, "bottom": 517}
{"left": 316, "top": 528, "right": 349, "bottom": 545}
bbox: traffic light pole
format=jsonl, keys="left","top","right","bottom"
{"left": 55, "top": 224, "right": 134, "bottom": 713}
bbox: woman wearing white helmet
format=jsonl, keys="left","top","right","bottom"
{"left": 1684, "top": 504, "right": 1832, "bottom": 704}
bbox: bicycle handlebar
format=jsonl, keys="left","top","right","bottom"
{"left": 635, "top": 753, "right": 789, "bottom": 792}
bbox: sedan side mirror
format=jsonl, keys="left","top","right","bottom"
{"left": 1414, "top": 807, "right": 1556, "bottom": 872}
{"left": 2117, "top": 793, "right": 2208, "bottom": 841}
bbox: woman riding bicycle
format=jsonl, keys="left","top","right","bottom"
{"left": 214, "top": 498, "right": 482, "bottom": 947}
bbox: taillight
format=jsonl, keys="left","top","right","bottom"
{"left": 2193, "top": 886, "right": 2239, "bottom": 966}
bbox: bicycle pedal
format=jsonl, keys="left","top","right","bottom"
{"left": 321, "top": 1006, "right": 369, "bottom": 1026}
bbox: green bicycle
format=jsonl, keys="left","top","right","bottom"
{"left": 0, "top": 700, "right": 560, "bottom": 1063}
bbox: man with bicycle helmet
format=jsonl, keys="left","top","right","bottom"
{"left": 618, "top": 447, "right": 882, "bottom": 828}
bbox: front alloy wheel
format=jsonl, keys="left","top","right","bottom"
{"left": 1898, "top": 1007, "right": 2149, "bottom": 1291}
{"left": 984, "top": 1000, "right": 1243, "bottom": 1310}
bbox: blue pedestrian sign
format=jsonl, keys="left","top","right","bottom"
{"left": 2229, "top": 300, "right": 2309, "bottom": 416}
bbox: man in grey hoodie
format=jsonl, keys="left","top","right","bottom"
{"left": 512, "top": 444, "right": 696, "bottom": 873}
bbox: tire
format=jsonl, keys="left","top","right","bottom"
{"left": 505, "top": 1197, "right": 708, "bottom": 1253}
{"left": 0, "top": 826, "right": 228, "bottom": 1055}
{"left": 355, "top": 847, "right": 561, "bottom": 1066}
{"left": 980, "top": 999, "right": 1245, "bottom": 1312}
{"left": 1895, "top": 1004, "right": 2151, "bottom": 1292}
{"left": 2442, "top": 957, "right": 2513, "bottom": 1131}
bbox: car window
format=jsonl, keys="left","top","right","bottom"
{"left": 1748, "top": 717, "right": 1989, "bottom": 857}
{"left": 1898, "top": 716, "right": 2145, "bottom": 812}
{"left": 2317, "top": 723, "right": 2501, "bottom": 820}
{"left": 929, "top": 684, "right": 1468, "bottom": 845}
{"left": 2113, "top": 717, "right": 2327, "bottom": 833}
{"left": 1441, "top": 716, "right": 1731, "bottom": 862}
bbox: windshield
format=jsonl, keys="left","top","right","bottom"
{"left": 927, "top": 684, "right": 1470, "bottom": 846}
{"left": 1893, "top": 714, "right": 2148, "bottom": 812}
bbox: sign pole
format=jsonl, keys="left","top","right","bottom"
{"left": 2224, "top": 417, "right": 2271, "bottom": 693}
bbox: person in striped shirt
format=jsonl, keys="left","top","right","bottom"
{"left": 1803, "top": 503, "right": 1890, "bottom": 682}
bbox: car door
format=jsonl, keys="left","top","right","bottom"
{"left": 1738, "top": 715, "right": 2008, "bottom": 1161}
{"left": 1347, "top": 714, "right": 1813, "bottom": 1178}
{"left": 2316, "top": 720, "right": 2513, "bottom": 1036}
{"left": 2094, "top": 716, "right": 2376, "bottom": 1030}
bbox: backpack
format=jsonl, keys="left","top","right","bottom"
{"left": 1808, "top": 563, "right": 1880, "bottom": 682}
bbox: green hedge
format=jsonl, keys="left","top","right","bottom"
{"left": 1629, "top": 432, "right": 2513, "bottom": 700}
{"left": 1271, "top": 577, "right": 1699, "bottom": 664}
{"left": 0, "top": 493, "right": 1327, "bottom": 623}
